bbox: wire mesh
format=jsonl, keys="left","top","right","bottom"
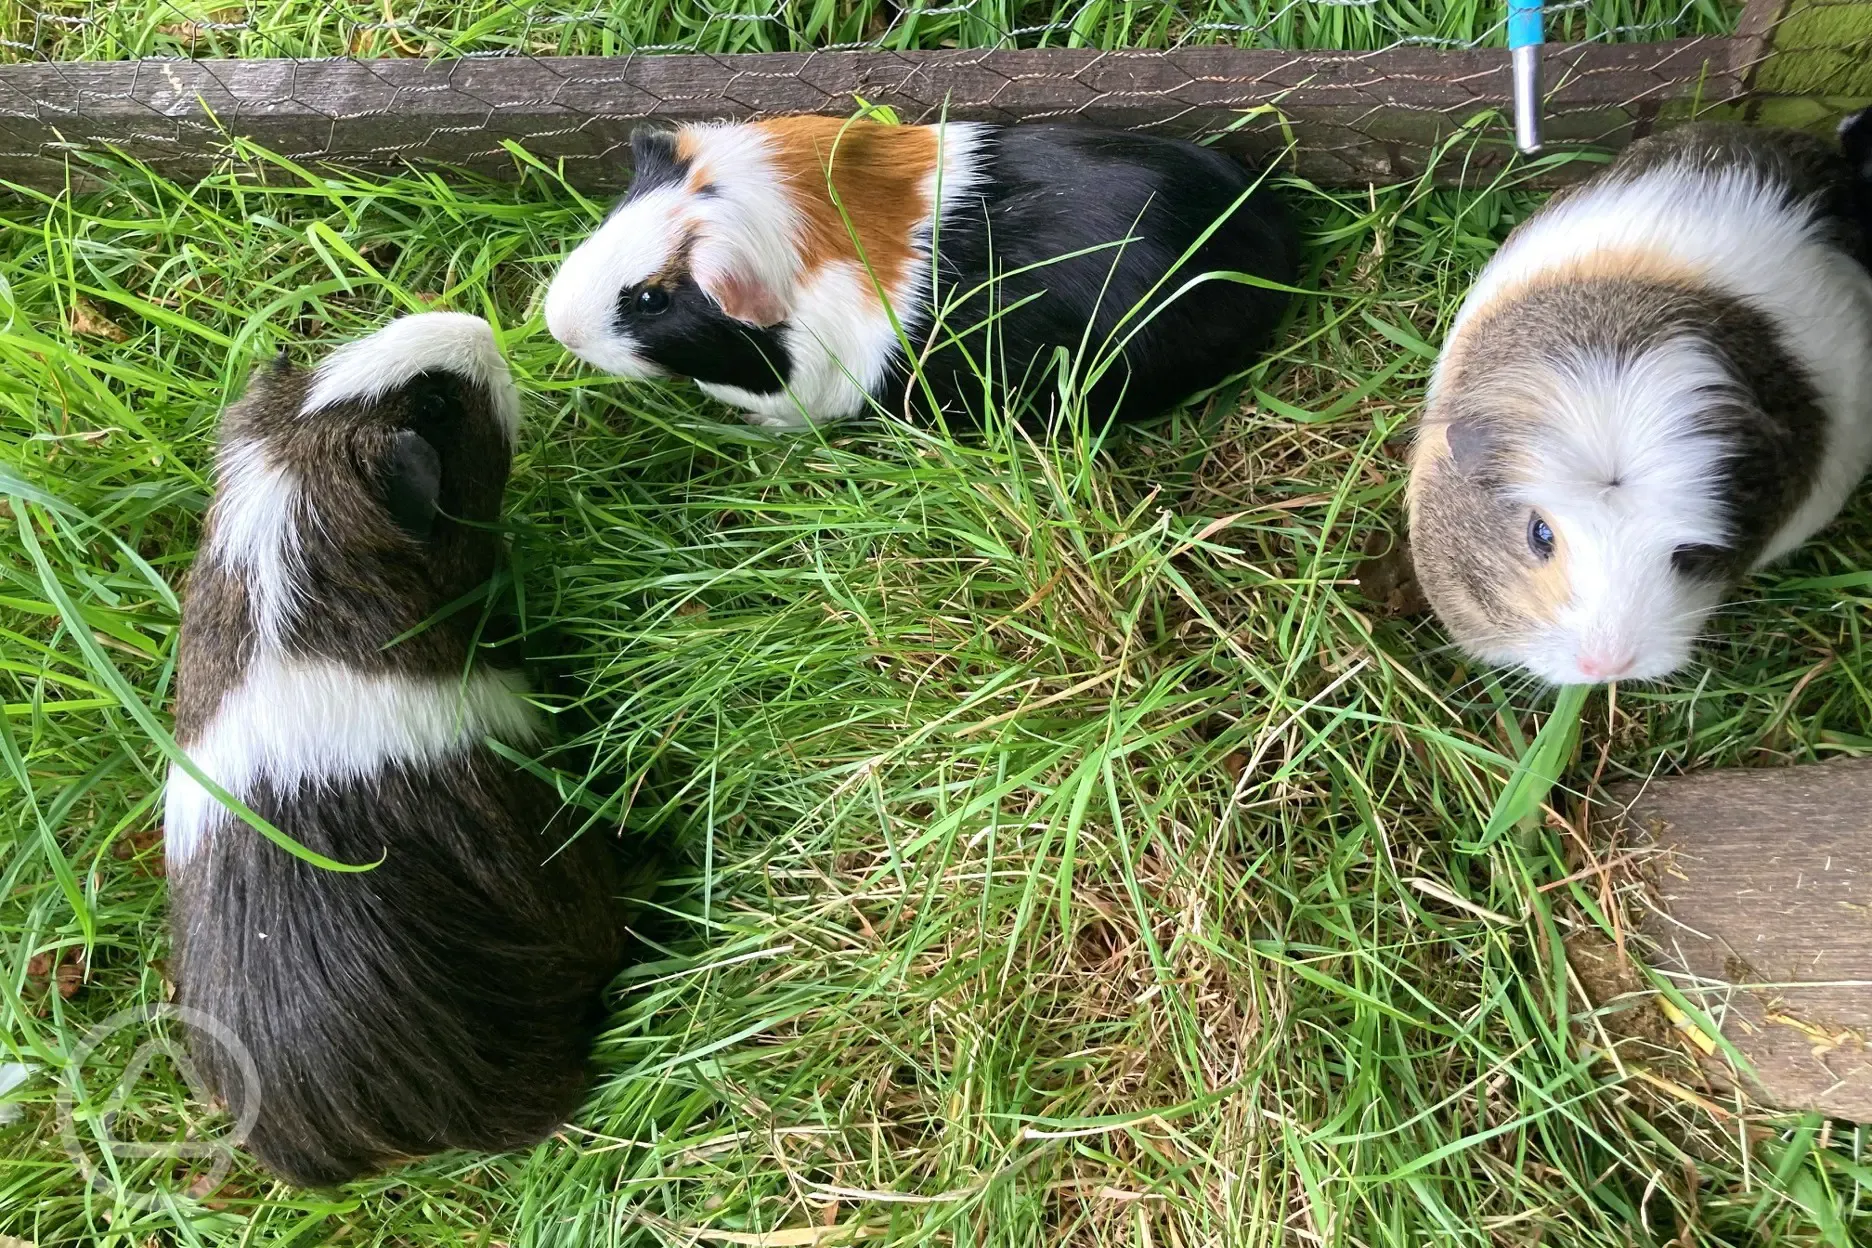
{"left": 0, "top": 1, "right": 1784, "bottom": 191}
{"left": 2, "top": 1, "right": 1744, "bottom": 62}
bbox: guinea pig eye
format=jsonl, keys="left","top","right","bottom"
{"left": 635, "top": 287, "right": 671, "bottom": 316}
{"left": 1526, "top": 512, "right": 1555, "bottom": 561}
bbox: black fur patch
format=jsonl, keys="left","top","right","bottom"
{"left": 618, "top": 275, "right": 792, "bottom": 396}
{"left": 625, "top": 127, "right": 690, "bottom": 204}
{"left": 1841, "top": 109, "right": 1872, "bottom": 270}
{"left": 906, "top": 124, "right": 1301, "bottom": 424}
{"left": 1693, "top": 284, "right": 1831, "bottom": 570}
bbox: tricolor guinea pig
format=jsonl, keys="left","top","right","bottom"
{"left": 543, "top": 117, "right": 1299, "bottom": 428}
{"left": 165, "top": 313, "right": 627, "bottom": 1186}
{"left": 1408, "top": 118, "right": 1872, "bottom": 686}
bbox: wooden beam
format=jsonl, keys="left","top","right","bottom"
{"left": 1731, "top": 0, "right": 1798, "bottom": 84}
{"left": 0, "top": 38, "right": 1743, "bottom": 193}
{"left": 1599, "top": 758, "right": 1872, "bottom": 1122}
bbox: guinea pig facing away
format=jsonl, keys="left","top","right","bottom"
{"left": 543, "top": 117, "right": 1299, "bottom": 429}
{"left": 1408, "top": 121, "right": 1872, "bottom": 686}
{"left": 165, "top": 313, "right": 628, "bottom": 1187}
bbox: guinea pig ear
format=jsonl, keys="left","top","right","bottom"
{"left": 376, "top": 429, "right": 443, "bottom": 541}
{"left": 628, "top": 127, "right": 689, "bottom": 199}
{"left": 693, "top": 252, "right": 790, "bottom": 328}
{"left": 1444, "top": 417, "right": 1494, "bottom": 477}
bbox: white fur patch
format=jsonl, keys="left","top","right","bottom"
{"left": 206, "top": 439, "right": 303, "bottom": 646}
{"left": 686, "top": 122, "right": 810, "bottom": 315}
{"left": 1445, "top": 157, "right": 1872, "bottom": 564}
{"left": 544, "top": 181, "right": 692, "bottom": 377}
{"left": 164, "top": 656, "right": 542, "bottom": 867}
{"left": 928, "top": 123, "right": 991, "bottom": 225}
{"left": 1513, "top": 343, "right": 1737, "bottom": 684}
{"left": 302, "top": 312, "right": 520, "bottom": 439}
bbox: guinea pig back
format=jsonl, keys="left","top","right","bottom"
{"left": 1409, "top": 122, "right": 1872, "bottom": 686}
{"left": 165, "top": 313, "right": 627, "bottom": 1187}
{"left": 544, "top": 117, "right": 1298, "bottom": 428}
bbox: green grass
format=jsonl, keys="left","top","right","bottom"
{"left": 4, "top": 0, "right": 1741, "bottom": 60}
{"left": 9, "top": 4, "right": 1872, "bottom": 1246}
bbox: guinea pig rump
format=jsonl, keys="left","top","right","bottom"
{"left": 909, "top": 125, "right": 1299, "bottom": 425}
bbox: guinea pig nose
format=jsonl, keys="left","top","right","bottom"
{"left": 1577, "top": 651, "right": 1635, "bottom": 681}
{"left": 550, "top": 318, "right": 586, "bottom": 350}
{"left": 542, "top": 292, "right": 585, "bottom": 351}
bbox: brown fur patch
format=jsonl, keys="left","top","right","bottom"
{"left": 751, "top": 116, "right": 941, "bottom": 294}
{"left": 675, "top": 130, "right": 701, "bottom": 168}
{"left": 1452, "top": 250, "right": 1705, "bottom": 369}
{"left": 647, "top": 231, "right": 696, "bottom": 291}
{"left": 1510, "top": 527, "right": 1572, "bottom": 624}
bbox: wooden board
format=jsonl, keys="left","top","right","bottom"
{"left": 0, "top": 38, "right": 1745, "bottom": 193}
{"left": 1604, "top": 757, "right": 1872, "bottom": 1121}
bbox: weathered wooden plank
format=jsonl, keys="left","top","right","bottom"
{"left": 1602, "top": 757, "right": 1872, "bottom": 1121}
{"left": 1731, "top": 0, "right": 1798, "bottom": 82}
{"left": 0, "top": 38, "right": 1743, "bottom": 193}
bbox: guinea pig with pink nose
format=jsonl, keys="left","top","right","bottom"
{"left": 543, "top": 116, "right": 1299, "bottom": 429}
{"left": 1408, "top": 116, "right": 1872, "bottom": 687}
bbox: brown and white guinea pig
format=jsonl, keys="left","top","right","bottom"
{"left": 164, "top": 313, "right": 627, "bottom": 1187}
{"left": 543, "top": 116, "right": 1299, "bottom": 428}
{"left": 1407, "top": 117, "right": 1872, "bottom": 686}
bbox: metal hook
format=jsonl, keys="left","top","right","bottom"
{"left": 1509, "top": 0, "right": 1544, "bottom": 154}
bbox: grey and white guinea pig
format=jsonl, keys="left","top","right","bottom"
{"left": 164, "top": 313, "right": 628, "bottom": 1187}
{"left": 543, "top": 116, "right": 1300, "bottom": 429}
{"left": 1408, "top": 118, "right": 1872, "bottom": 687}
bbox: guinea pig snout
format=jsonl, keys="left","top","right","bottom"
{"left": 1573, "top": 648, "right": 1637, "bottom": 682}
{"left": 544, "top": 285, "right": 590, "bottom": 352}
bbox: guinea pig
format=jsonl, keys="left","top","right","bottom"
{"left": 543, "top": 116, "right": 1299, "bottom": 429}
{"left": 164, "top": 313, "right": 628, "bottom": 1186}
{"left": 1407, "top": 120, "right": 1872, "bottom": 686}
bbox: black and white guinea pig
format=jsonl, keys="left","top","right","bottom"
{"left": 543, "top": 116, "right": 1300, "bottom": 428}
{"left": 1408, "top": 117, "right": 1872, "bottom": 686}
{"left": 165, "top": 313, "right": 627, "bottom": 1187}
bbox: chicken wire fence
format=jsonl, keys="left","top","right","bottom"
{"left": 0, "top": 0, "right": 1839, "bottom": 191}
{"left": 2, "top": 0, "right": 1740, "bottom": 60}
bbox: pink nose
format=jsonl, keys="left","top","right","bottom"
{"left": 1577, "top": 652, "right": 1634, "bottom": 681}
